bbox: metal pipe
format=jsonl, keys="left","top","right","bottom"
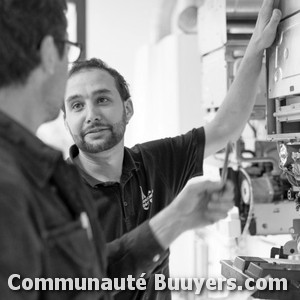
{"left": 226, "top": 0, "right": 262, "bottom": 17}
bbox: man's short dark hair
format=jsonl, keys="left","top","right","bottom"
{"left": 0, "top": 0, "right": 67, "bottom": 88}
{"left": 62, "top": 58, "right": 131, "bottom": 114}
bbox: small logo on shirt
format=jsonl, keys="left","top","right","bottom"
{"left": 140, "top": 186, "right": 153, "bottom": 210}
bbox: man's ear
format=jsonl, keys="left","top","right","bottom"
{"left": 39, "top": 36, "right": 58, "bottom": 75}
{"left": 124, "top": 98, "right": 134, "bottom": 124}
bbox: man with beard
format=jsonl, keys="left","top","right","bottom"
{"left": 63, "top": 1, "right": 281, "bottom": 299}
{"left": 0, "top": 0, "right": 237, "bottom": 299}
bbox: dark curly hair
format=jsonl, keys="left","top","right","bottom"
{"left": 0, "top": 0, "right": 67, "bottom": 88}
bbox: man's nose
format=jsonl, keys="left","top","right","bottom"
{"left": 86, "top": 104, "right": 101, "bottom": 123}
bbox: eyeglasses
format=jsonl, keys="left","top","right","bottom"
{"left": 57, "top": 39, "right": 82, "bottom": 63}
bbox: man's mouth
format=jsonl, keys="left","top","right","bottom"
{"left": 84, "top": 127, "right": 109, "bottom": 136}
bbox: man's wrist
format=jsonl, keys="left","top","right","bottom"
{"left": 149, "top": 205, "right": 186, "bottom": 250}
{"left": 244, "top": 36, "right": 265, "bottom": 61}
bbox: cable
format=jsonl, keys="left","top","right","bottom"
{"left": 238, "top": 168, "right": 254, "bottom": 243}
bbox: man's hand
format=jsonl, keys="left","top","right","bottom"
{"left": 149, "top": 179, "right": 234, "bottom": 249}
{"left": 169, "top": 179, "right": 234, "bottom": 231}
{"left": 247, "top": 0, "right": 281, "bottom": 55}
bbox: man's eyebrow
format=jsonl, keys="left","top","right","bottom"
{"left": 92, "top": 88, "right": 112, "bottom": 95}
{"left": 65, "top": 94, "right": 82, "bottom": 103}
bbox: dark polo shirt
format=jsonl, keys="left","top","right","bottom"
{"left": 68, "top": 127, "right": 205, "bottom": 300}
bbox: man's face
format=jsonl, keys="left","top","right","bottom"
{"left": 44, "top": 39, "right": 69, "bottom": 122}
{"left": 64, "top": 69, "right": 129, "bottom": 153}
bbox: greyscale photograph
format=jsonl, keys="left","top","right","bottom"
{"left": 0, "top": 0, "right": 298, "bottom": 299}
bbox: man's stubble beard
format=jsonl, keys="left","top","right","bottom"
{"left": 74, "top": 110, "right": 127, "bottom": 154}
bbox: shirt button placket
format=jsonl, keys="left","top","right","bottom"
{"left": 120, "top": 185, "right": 131, "bottom": 230}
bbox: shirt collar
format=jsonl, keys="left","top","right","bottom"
{"left": 68, "top": 144, "right": 140, "bottom": 187}
{"left": 0, "top": 111, "right": 61, "bottom": 187}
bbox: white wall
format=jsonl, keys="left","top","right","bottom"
{"left": 86, "top": 0, "right": 161, "bottom": 86}
{"left": 130, "top": 34, "right": 204, "bottom": 145}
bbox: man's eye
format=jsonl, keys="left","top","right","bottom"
{"left": 96, "top": 97, "right": 109, "bottom": 103}
{"left": 72, "top": 103, "right": 83, "bottom": 110}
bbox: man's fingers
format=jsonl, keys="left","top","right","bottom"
{"left": 203, "top": 195, "right": 235, "bottom": 225}
{"left": 258, "top": 0, "right": 275, "bottom": 21}
{"left": 208, "top": 200, "right": 234, "bottom": 213}
{"left": 259, "top": 0, "right": 281, "bottom": 30}
{"left": 224, "top": 180, "right": 234, "bottom": 193}
{"left": 202, "top": 181, "right": 224, "bottom": 193}
{"left": 264, "top": 8, "right": 281, "bottom": 35}
{"left": 253, "top": 0, "right": 281, "bottom": 49}
{"left": 204, "top": 210, "right": 229, "bottom": 224}
{"left": 203, "top": 180, "right": 233, "bottom": 194}
{"left": 257, "top": 0, "right": 280, "bottom": 24}
{"left": 209, "top": 181, "right": 234, "bottom": 202}
{"left": 211, "top": 192, "right": 233, "bottom": 203}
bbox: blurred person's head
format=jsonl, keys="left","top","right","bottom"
{"left": 0, "top": 0, "right": 68, "bottom": 88}
{"left": 0, "top": 0, "right": 71, "bottom": 126}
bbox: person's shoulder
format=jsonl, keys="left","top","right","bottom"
{"left": 0, "top": 146, "right": 20, "bottom": 172}
{"left": 130, "top": 137, "right": 166, "bottom": 153}
{"left": 0, "top": 151, "right": 34, "bottom": 226}
{"left": 0, "top": 147, "right": 28, "bottom": 190}
{"left": 128, "top": 142, "right": 155, "bottom": 161}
